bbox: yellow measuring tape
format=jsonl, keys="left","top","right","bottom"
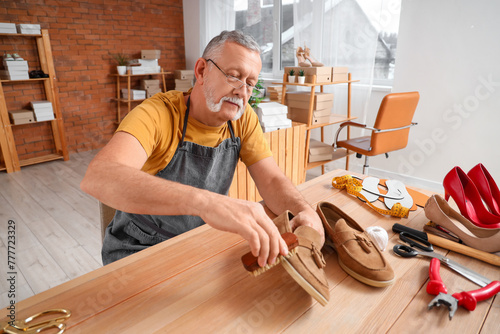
{"left": 331, "top": 175, "right": 409, "bottom": 218}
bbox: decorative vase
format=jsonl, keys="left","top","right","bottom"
{"left": 297, "top": 76, "right": 306, "bottom": 84}
{"left": 288, "top": 75, "right": 296, "bottom": 83}
{"left": 117, "top": 66, "right": 127, "bottom": 75}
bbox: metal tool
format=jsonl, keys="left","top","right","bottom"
{"left": 426, "top": 258, "right": 500, "bottom": 320}
{"left": 393, "top": 232, "right": 492, "bottom": 287}
{"left": 0, "top": 308, "right": 71, "bottom": 334}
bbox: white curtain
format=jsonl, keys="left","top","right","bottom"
{"left": 200, "top": 0, "right": 236, "bottom": 51}
{"left": 293, "top": 0, "right": 385, "bottom": 145}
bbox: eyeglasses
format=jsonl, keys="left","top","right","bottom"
{"left": 206, "top": 59, "right": 262, "bottom": 98}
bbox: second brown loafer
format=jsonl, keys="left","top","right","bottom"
{"left": 273, "top": 211, "right": 330, "bottom": 306}
{"left": 316, "top": 201, "right": 395, "bottom": 287}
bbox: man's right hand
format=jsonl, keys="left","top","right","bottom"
{"left": 197, "top": 192, "right": 288, "bottom": 268}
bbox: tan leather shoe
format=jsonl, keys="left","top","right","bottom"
{"left": 273, "top": 211, "right": 329, "bottom": 306}
{"left": 316, "top": 201, "right": 395, "bottom": 287}
{"left": 424, "top": 194, "right": 500, "bottom": 253}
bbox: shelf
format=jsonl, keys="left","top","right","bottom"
{"left": 0, "top": 29, "right": 69, "bottom": 173}
{"left": 307, "top": 115, "right": 357, "bottom": 130}
{"left": 10, "top": 118, "right": 57, "bottom": 127}
{"left": 0, "top": 33, "right": 42, "bottom": 37}
{"left": 19, "top": 153, "right": 65, "bottom": 167}
{"left": 0, "top": 78, "right": 49, "bottom": 83}
{"left": 272, "top": 79, "right": 360, "bottom": 87}
{"left": 306, "top": 149, "right": 354, "bottom": 170}
{"left": 112, "top": 98, "right": 147, "bottom": 103}
{"left": 111, "top": 72, "right": 170, "bottom": 77}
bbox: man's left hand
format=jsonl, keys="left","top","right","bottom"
{"left": 289, "top": 209, "right": 325, "bottom": 246}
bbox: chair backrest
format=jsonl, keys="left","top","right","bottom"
{"left": 99, "top": 202, "right": 116, "bottom": 241}
{"left": 369, "top": 91, "right": 420, "bottom": 155}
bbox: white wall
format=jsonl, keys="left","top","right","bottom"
{"left": 373, "top": 0, "right": 500, "bottom": 191}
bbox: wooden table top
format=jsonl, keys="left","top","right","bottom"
{"left": 2, "top": 170, "right": 499, "bottom": 333}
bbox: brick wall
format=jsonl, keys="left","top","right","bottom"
{"left": 0, "top": 0, "right": 186, "bottom": 160}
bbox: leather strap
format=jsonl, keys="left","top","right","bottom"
{"left": 332, "top": 175, "right": 409, "bottom": 218}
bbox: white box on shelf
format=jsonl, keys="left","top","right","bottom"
{"left": 0, "top": 23, "right": 17, "bottom": 34}
{"left": 35, "top": 113, "right": 55, "bottom": 121}
{"left": 3, "top": 60, "right": 29, "bottom": 70}
{"left": 255, "top": 102, "right": 288, "bottom": 119}
{"left": 260, "top": 117, "right": 292, "bottom": 128}
{"left": 30, "top": 100, "right": 53, "bottom": 109}
{"left": 0, "top": 70, "right": 29, "bottom": 80}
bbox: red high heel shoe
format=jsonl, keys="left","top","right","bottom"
{"left": 468, "top": 163, "right": 500, "bottom": 216}
{"left": 443, "top": 166, "right": 500, "bottom": 228}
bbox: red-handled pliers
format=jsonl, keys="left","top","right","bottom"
{"left": 426, "top": 258, "right": 500, "bottom": 320}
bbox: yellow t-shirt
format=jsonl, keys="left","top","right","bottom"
{"left": 117, "top": 91, "right": 272, "bottom": 175}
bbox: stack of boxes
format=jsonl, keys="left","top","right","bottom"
{"left": 255, "top": 102, "right": 291, "bottom": 133}
{"left": 121, "top": 89, "right": 146, "bottom": 100}
{"left": 1, "top": 58, "right": 29, "bottom": 80}
{"left": 308, "top": 139, "right": 334, "bottom": 163}
{"left": 16, "top": 24, "right": 41, "bottom": 35}
{"left": 174, "top": 70, "right": 194, "bottom": 92}
{"left": 141, "top": 79, "right": 161, "bottom": 98}
{"left": 286, "top": 92, "right": 334, "bottom": 125}
{"left": 127, "top": 50, "right": 161, "bottom": 75}
{"left": 8, "top": 109, "right": 35, "bottom": 125}
{"left": 30, "top": 101, "right": 55, "bottom": 121}
{"left": 0, "top": 23, "right": 17, "bottom": 34}
{"left": 267, "top": 86, "right": 286, "bottom": 102}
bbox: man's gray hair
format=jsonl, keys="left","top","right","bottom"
{"left": 202, "top": 30, "right": 261, "bottom": 61}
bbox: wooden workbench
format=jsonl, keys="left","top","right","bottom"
{"left": 2, "top": 170, "right": 498, "bottom": 333}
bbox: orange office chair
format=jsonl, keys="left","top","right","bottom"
{"left": 334, "top": 91, "right": 419, "bottom": 174}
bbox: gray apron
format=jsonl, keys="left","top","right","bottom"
{"left": 102, "top": 98, "right": 241, "bottom": 265}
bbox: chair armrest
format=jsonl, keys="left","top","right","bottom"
{"left": 333, "top": 121, "right": 367, "bottom": 148}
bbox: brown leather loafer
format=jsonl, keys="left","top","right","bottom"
{"left": 273, "top": 211, "right": 330, "bottom": 306}
{"left": 316, "top": 201, "right": 395, "bottom": 287}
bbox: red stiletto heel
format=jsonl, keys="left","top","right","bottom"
{"left": 468, "top": 163, "right": 500, "bottom": 216}
{"left": 443, "top": 166, "right": 500, "bottom": 228}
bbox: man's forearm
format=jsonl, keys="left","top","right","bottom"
{"left": 81, "top": 158, "right": 210, "bottom": 216}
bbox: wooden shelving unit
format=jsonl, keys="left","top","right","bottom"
{"left": 111, "top": 71, "right": 170, "bottom": 124}
{"left": 275, "top": 73, "right": 359, "bottom": 178}
{"left": 0, "top": 29, "right": 69, "bottom": 173}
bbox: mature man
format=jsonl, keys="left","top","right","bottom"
{"left": 81, "top": 30, "right": 324, "bottom": 266}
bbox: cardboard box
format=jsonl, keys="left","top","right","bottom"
{"left": 285, "top": 66, "right": 332, "bottom": 83}
{"left": 286, "top": 92, "right": 333, "bottom": 103}
{"left": 332, "top": 67, "right": 349, "bottom": 82}
{"left": 9, "top": 109, "right": 35, "bottom": 124}
{"left": 141, "top": 79, "right": 159, "bottom": 90}
{"left": 141, "top": 50, "right": 161, "bottom": 59}
{"left": 146, "top": 87, "right": 162, "bottom": 98}
{"left": 309, "top": 139, "right": 334, "bottom": 155}
{"left": 286, "top": 96, "right": 333, "bottom": 110}
{"left": 261, "top": 123, "right": 292, "bottom": 133}
{"left": 174, "top": 70, "right": 195, "bottom": 80}
{"left": 308, "top": 151, "right": 333, "bottom": 163}
{"left": 287, "top": 107, "right": 332, "bottom": 124}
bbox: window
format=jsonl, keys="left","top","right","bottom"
{"left": 232, "top": 0, "right": 401, "bottom": 85}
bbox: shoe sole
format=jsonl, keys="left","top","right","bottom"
{"left": 281, "top": 257, "right": 328, "bottom": 306}
{"left": 338, "top": 257, "right": 394, "bottom": 288}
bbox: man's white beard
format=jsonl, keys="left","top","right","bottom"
{"left": 204, "top": 83, "right": 245, "bottom": 121}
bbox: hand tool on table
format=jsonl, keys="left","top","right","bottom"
{"left": 426, "top": 258, "right": 500, "bottom": 320}
{"left": 392, "top": 232, "right": 492, "bottom": 287}
{"left": 392, "top": 223, "right": 500, "bottom": 266}
{"left": 0, "top": 308, "right": 71, "bottom": 334}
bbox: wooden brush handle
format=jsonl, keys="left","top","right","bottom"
{"left": 241, "top": 232, "right": 299, "bottom": 272}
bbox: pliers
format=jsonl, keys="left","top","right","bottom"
{"left": 426, "top": 258, "right": 500, "bottom": 320}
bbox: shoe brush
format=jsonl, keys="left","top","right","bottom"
{"left": 241, "top": 232, "right": 299, "bottom": 277}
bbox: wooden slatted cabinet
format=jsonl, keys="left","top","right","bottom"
{"left": 0, "top": 29, "right": 69, "bottom": 173}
